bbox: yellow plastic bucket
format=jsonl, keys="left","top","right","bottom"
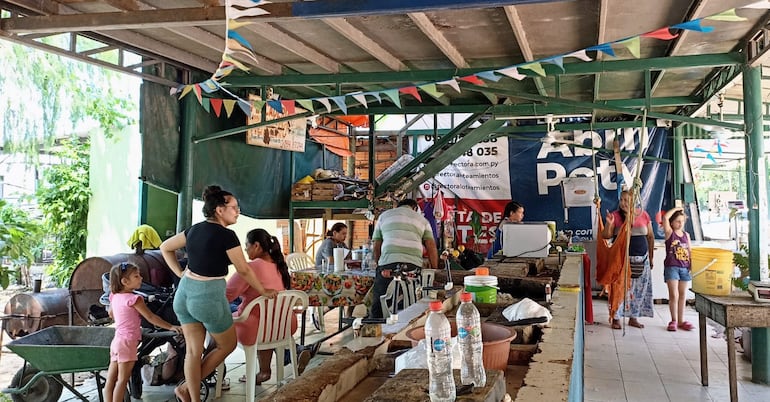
{"left": 691, "top": 247, "right": 734, "bottom": 296}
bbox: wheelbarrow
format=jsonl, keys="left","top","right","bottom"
{"left": 1, "top": 325, "right": 115, "bottom": 402}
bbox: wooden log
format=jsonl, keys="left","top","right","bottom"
{"left": 363, "top": 369, "right": 506, "bottom": 402}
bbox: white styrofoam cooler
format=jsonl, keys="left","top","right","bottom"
{"left": 502, "top": 222, "right": 551, "bottom": 258}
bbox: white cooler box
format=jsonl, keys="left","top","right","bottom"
{"left": 502, "top": 222, "right": 552, "bottom": 258}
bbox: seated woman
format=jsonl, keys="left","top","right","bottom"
{"left": 487, "top": 201, "right": 525, "bottom": 258}
{"left": 315, "top": 222, "right": 348, "bottom": 267}
{"left": 225, "top": 228, "right": 298, "bottom": 384}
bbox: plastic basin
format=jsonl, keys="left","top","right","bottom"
{"left": 405, "top": 321, "right": 516, "bottom": 371}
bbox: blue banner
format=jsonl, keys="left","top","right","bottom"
{"left": 508, "top": 127, "right": 673, "bottom": 242}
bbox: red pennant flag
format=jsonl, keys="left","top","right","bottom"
{"left": 399, "top": 86, "right": 422, "bottom": 102}
{"left": 641, "top": 27, "right": 678, "bottom": 40}
{"left": 193, "top": 84, "right": 203, "bottom": 104}
{"left": 459, "top": 75, "right": 485, "bottom": 86}
{"left": 281, "top": 100, "right": 296, "bottom": 115}
{"left": 210, "top": 98, "right": 223, "bottom": 117}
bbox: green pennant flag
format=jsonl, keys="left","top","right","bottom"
{"left": 706, "top": 8, "right": 747, "bottom": 22}
{"left": 382, "top": 89, "right": 401, "bottom": 108}
{"left": 252, "top": 99, "right": 266, "bottom": 111}
{"left": 202, "top": 97, "right": 210, "bottom": 113}
{"left": 520, "top": 62, "right": 546, "bottom": 77}
{"left": 296, "top": 99, "right": 314, "bottom": 113}
{"left": 418, "top": 83, "right": 443, "bottom": 99}
{"left": 619, "top": 36, "right": 640, "bottom": 58}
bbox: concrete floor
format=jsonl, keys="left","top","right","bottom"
{"left": 585, "top": 298, "right": 770, "bottom": 402}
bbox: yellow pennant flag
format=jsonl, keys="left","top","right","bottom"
{"left": 178, "top": 85, "right": 193, "bottom": 99}
{"left": 223, "top": 99, "right": 237, "bottom": 117}
{"left": 619, "top": 36, "right": 640, "bottom": 58}
{"left": 520, "top": 62, "right": 546, "bottom": 77}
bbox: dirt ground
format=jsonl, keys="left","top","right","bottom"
{"left": 1, "top": 285, "right": 29, "bottom": 395}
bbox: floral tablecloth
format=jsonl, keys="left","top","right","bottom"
{"left": 291, "top": 269, "right": 375, "bottom": 307}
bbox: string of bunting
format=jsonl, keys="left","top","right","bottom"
{"left": 170, "top": 0, "right": 769, "bottom": 119}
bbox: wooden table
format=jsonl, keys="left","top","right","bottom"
{"left": 694, "top": 291, "right": 770, "bottom": 401}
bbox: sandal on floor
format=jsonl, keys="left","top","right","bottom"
{"left": 255, "top": 372, "right": 271, "bottom": 385}
{"left": 628, "top": 319, "right": 644, "bottom": 328}
{"left": 611, "top": 319, "right": 621, "bottom": 330}
{"left": 667, "top": 321, "right": 677, "bottom": 332}
{"left": 678, "top": 321, "right": 694, "bottom": 331}
{"left": 220, "top": 377, "right": 230, "bottom": 391}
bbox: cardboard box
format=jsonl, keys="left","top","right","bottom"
{"left": 312, "top": 182, "right": 343, "bottom": 200}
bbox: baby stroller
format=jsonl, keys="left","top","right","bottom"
{"left": 100, "top": 274, "right": 224, "bottom": 401}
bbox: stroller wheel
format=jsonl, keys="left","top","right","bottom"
{"left": 175, "top": 379, "right": 210, "bottom": 402}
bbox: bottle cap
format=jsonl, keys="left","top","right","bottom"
{"left": 475, "top": 267, "right": 489, "bottom": 276}
{"left": 460, "top": 292, "right": 472, "bottom": 302}
{"left": 429, "top": 301, "right": 443, "bottom": 311}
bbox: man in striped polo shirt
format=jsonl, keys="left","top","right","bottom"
{"left": 369, "top": 199, "right": 439, "bottom": 318}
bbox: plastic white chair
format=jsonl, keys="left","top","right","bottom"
{"left": 380, "top": 278, "right": 411, "bottom": 318}
{"left": 217, "top": 290, "right": 309, "bottom": 402}
{"left": 286, "top": 252, "right": 315, "bottom": 271}
{"left": 419, "top": 269, "right": 437, "bottom": 299}
{"left": 285, "top": 252, "right": 325, "bottom": 332}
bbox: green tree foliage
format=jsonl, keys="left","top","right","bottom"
{"left": 36, "top": 139, "right": 90, "bottom": 286}
{"left": 0, "top": 200, "right": 43, "bottom": 288}
{"left": 0, "top": 36, "right": 135, "bottom": 158}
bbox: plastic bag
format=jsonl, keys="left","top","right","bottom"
{"left": 394, "top": 338, "right": 462, "bottom": 373}
{"left": 502, "top": 297, "right": 552, "bottom": 324}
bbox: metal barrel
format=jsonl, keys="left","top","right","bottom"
{"left": 68, "top": 250, "right": 174, "bottom": 323}
{"left": 2, "top": 288, "right": 75, "bottom": 339}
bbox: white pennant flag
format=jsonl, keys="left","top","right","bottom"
{"left": 437, "top": 79, "right": 461, "bottom": 93}
{"left": 565, "top": 49, "right": 593, "bottom": 62}
{"left": 351, "top": 93, "right": 368, "bottom": 108}
{"left": 228, "top": 6, "right": 270, "bottom": 19}
{"left": 743, "top": 1, "right": 770, "bottom": 9}
{"left": 316, "top": 98, "right": 332, "bottom": 113}
{"left": 496, "top": 67, "right": 526, "bottom": 80}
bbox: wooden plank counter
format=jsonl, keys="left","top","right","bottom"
{"left": 363, "top": 369, "right": 506, "bottom": 402}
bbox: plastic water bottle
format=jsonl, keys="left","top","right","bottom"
{"left": 457, "top": 292, "right": 486, "bottom": 387}
{"left": 425, "top": 301, "right": 456, "bottom": 402}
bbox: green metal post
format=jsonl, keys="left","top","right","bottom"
{"left": 672, "top": 125, "right": 684, "bottom": 201}
{"left": 743, "top": 64, "right": 770, "bottom": 384}
{"left": 138, "top": 181, "right": 149, "bottom": 225}
{"left": 177, "top": 96, "right": 196, "bottom": 232}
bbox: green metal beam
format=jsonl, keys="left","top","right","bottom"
{"left": 394, "top": 119, "right": 506, "bottom": 195}
{"left": 461, "top": 83, "right": 744, "bottom": 131}
{"left": 222, "top": 53, "right": 742, "bottom": 87}
{"left": 679, "top": 63, "right": 744, "bottom": 117}
{"left": 495, "top": 119, "right": 658, "bottom": 133}
{"left": 375, "top": 113, "right": 484, "bottom": 195}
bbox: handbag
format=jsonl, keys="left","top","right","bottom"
{"left": 629, "top": 256, "right": 647, "bottom": 278}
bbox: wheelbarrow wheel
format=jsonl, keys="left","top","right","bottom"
{"left": 175, "top": 379, "right": 209, "bottom": 402}
{"left": 9, "top": 367, "right": 63, "bottom": 402}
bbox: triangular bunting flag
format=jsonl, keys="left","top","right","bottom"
{"left": 705, "top": 8, "right": 747, "bottom": 22}
{"left": 331, "top": 96, "right": 348, "bottom": 114}
{"left": 418, "top": 83, "right": 443, "bottom": 99}
{"left": 227, "top": 6, "right": 270, "bottom": 19}
{"left": 672, "top": 19, "right": 714, "bottom": 33}
{"left": 368, "top": 92, "right": 382, "bottom": 103}
{"left": 237, "top": 99, "right": 252, "bottom": 115}
{"left": 252, "top": 99, "right": 266, "bottom": 111}
{"left": 281, "top": 100, "right": 296, "bottom": 115}
{"left": 565, "top": 49, "right": 593, "bottom": 62}
{"left": 316, "top": 98, "right": 332, "bottom": 113}
{"left": 459, "top": 75, "right": 486, "bottom": 85}
{"left": 210, "top": 98, "right": 223, "bottom": 117}
{"left": 619, "top": 36, "right": 640, "bottom": 58}
{"left": 641, "top": 27, "right": 679, "bottom": 40}
{"left": 743, "top": 1, "right": 770, "bottom": 9}
{"left": 587, "top": 43, "right": 616, "bottom": 57}
{"left": 170, "top": 86, "right": 179, "bottom": 95}
{"left": 193, "top": 84, "right": 203, "bottom": 104}
{"left": 267, "top": 99, "right": 283, "bottom": 114}
{"left": 200, "top": 79, "right": 219, "bottom": 93}
{"left": 399, "top": 86, "right": 422, "bottom": 102}
{"left": 296, "top": 99, "right": 314, "bottom": 113}
{"left": 230, "top": 0, "right": 268, "bottom": 8}
{"left": 221, "top": 54, "right": 249, "bottom": 72}
{"left": 179, "top": 85, "right": 193, "bottom": 99}
{"left": 519, "top": 62, "right": 546, "bottom": 77}
{"left": 227, "top": 30, "right": 254, "bottom": 51}
{"left": 202, "top": 98, "right": 210, "bottom": 113}
{"left": 544, "top": 56, "right": 564, "bottom": 72}
{"left": 496, "top": 67, "right": 526, "bottom": 80}
{"left": 351, "top": 93, "right": 368, "bottom": 108}
{"left": 437, "top": 79, "right": 461, "bottom": 93}
{"left": 227, "top": 19, "right": 253, "bottom": 29}
{"left": 475, "top": 71, "right": 502, "bottom": 82}
{"left": 382, "top": 89, "right": 401, "bottom": 108}
{"left": 223, "top": 99, "right": 237, "bottom": 117}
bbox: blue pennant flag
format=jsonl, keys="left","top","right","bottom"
{"left": 267, "top": 99, "right": 283, "bottom": 114}
{"left": 331, "top": 96, "right": 348, "bottom": 115}
{"left": 587, "top": 43, "right": 616, "bottom": 57}
{"left": 706, "top": 153, "right": 717, "bottom": 164}
{"left": 476, "top": 71, "right": 502, "bottom": 82}
{"left": 227, "top": 30, "right": 254, "bottom": 50}
{"left": 672, "top": 19, "right": 714, "bottom": 33}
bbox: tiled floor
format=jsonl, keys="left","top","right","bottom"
{"left": 585, "top": 298, "right": 770, "bottom": 402}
